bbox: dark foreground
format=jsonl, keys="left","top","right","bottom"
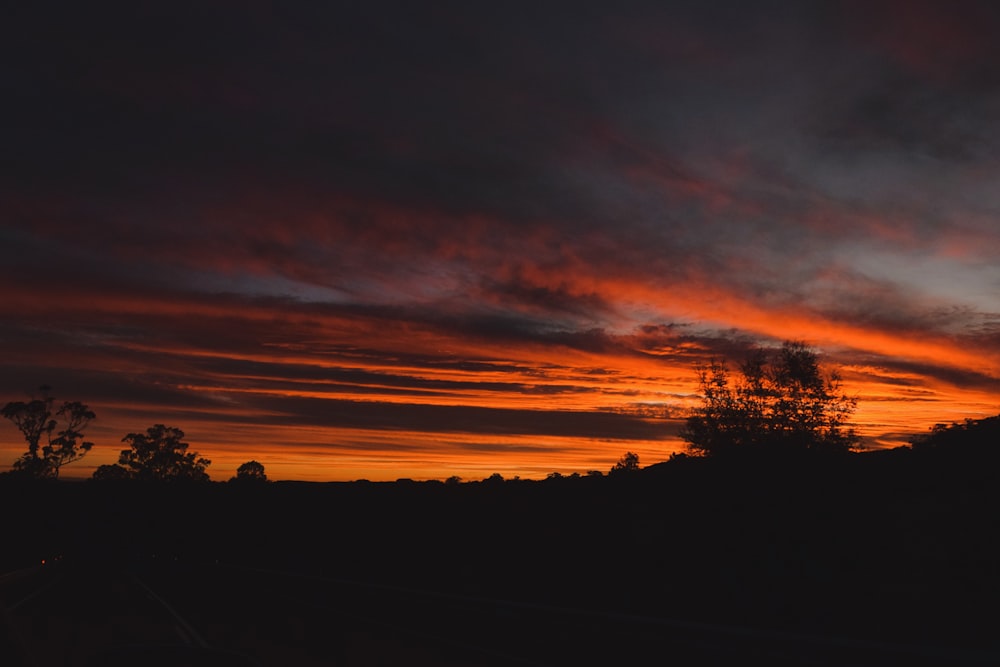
{"left": 2, "top": 446, "right": 999, "bottom": 665}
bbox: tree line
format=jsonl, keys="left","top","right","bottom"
{"left": 1, "top": 387, "right": 266, "bottom": 482}
{"left": 5, "top": 340, "right": 943, "bottom": 481}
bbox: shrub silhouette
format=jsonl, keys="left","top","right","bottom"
{"left": 609, "top": 451, "right": 640, "bottom": 474}
{"left": 231, "top": 460, "right": 267, "bottom": 483}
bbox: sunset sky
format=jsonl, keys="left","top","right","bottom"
{"left": 3, "top": 2, "right": 1000, "bottom": 481}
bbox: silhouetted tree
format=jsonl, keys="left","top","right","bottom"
{"left": 2, "top": 386, "right": 96, "bottom": 479}
{"left": 101, "top": 424, "right": 210, "bottom": 482}
{"left": 484, "top": 472, "right": 505, "bottom": 484}
{"left": 610, "top": 451, "right": 640, "bottom": 474}
{"left": 91, "top": 463, "right": 132, "bottom": 481}
{"left": 231, "top": 460, "right": 267, "bottom": 483}
{"left": 682, "top": 341, "right": 858, "bottom": 457}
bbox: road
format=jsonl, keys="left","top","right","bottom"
{"left": 3, "top": 556, "right": 998, "bottom": 666}
{"left": 0, "top": 558, "right": 260, "bottom": 666}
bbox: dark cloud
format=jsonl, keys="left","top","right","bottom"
{"left": 868, "top": 358, "right": 1000, "bottom": 394}
{"left": 256, "top": 396, "right": 668, "bottom": 441}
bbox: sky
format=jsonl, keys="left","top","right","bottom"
{"left": 2, "top": 1, "right": 1000, "bottom": 481}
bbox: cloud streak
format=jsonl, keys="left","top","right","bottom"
{"left": 2, "top": 2, "right": 999, "bottom": 479}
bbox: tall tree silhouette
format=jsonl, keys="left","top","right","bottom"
{"left": 97, "top": 424, "right": 210, "bottom": 482}
{"left": 682, "top": 341, "right": 858, "bottom": 457}
{"left": 2, "top": 386, "right": 96, "bottom": 479}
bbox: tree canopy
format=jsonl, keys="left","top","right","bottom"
{"left": 2, "top": 386, "right": 96, "bottom": 479}
{"left": 681, "top": 341, "right": 858, "bottom": 457}
{"left": 94, "top": 424, "right": 210, "bottom": 482}
{"left": 231, "top": 460, "right": 267, "bottom": 483}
